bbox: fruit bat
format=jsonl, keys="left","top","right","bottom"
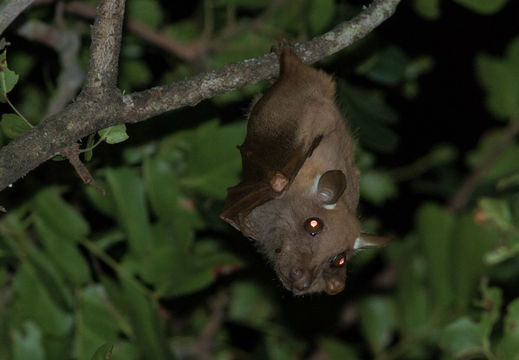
{"left": 220, "top": 46, "right": 390, "bottom": 295}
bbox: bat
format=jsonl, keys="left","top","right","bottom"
{"left": 220, "top": 45, "right": 390, "bottom": 295}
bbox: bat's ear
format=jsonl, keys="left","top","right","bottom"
{"left": 354, "top": 234, "right": 393, "bottom": 250}
{"left": 316, "top": 170, "right": 346, "bottom": 205}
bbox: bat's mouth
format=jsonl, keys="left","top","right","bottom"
{"left": 277, "top": 268, "right": 315, "bottom": 295}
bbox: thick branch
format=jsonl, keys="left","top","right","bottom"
{"left": 0, "top": 0, "right": 401, "bottom": 192}
{"left": 82, "top": 0, "right": 125, "bottom": 94}
{"left": 0, "top": 0, "right": 35, "bottom": 35}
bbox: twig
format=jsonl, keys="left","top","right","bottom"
{"left": 17, "top": 19, "right": 84, "bottom": 117}
{"left": 34, "top": 0, "right": 207, "bottom": 61}
{"left": 61, "top": 144, "right": 104, "bottom": 194}
{"left": 447, "top": 117, "right": 519, "bottom": 212}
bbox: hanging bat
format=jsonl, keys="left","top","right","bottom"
{"left": 220, "top": 46, "right": 390, "bottom": 295}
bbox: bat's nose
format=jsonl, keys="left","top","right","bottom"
{"left": 289, "top": 267, "right": 311, "bottom": 291}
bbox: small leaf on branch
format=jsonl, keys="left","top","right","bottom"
{"left": 98, "top": 125, "right": 129, "bottom": 144}
{"left": 0, "top": 50, "right": 19, "bottom": 102}
{"left": 1, "top": 114, "right": 31, "bottom": 139}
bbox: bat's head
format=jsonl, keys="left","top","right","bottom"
{"left": 243, "top": 170, "right": 389, "bottom": 295}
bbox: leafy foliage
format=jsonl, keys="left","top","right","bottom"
{"left": 0, "top": 0, "right": 519, "bottom": 359}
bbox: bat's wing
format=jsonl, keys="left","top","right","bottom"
{"left": 220, "top": 135, "right": 322, "bottom": 232}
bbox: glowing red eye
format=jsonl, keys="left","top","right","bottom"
{"left": 331, "top": 252, "right": 346, "bottom": 267}
{"left": 304, "top": 217, "right": 323, "bottom": 236}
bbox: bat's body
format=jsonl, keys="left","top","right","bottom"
{"left": 221, "top": 46, "right": 387, "bottom": 295}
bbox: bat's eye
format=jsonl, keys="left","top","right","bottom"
{"left": 304, "top": 217, "right": 323, "bottom": 236}
{"left": 331, "top": 252, "right": 346, "bottom": 267}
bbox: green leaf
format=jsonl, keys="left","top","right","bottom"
{"left": 453, "top": 0, "right": 509, "bottom": 14}
{"left": 3, "top": 211, "right": 73, "bottom": 309}
{"left": 12, "top": 264, "right": 73, "bottom": 336}
{"left": 357, "top": 47, "right": 410, "bottom": 86}
{"left": 12, "top": 322, "right": 45, "bottom": 360}
{"left": 360, "top": 171, "right": 397, "bottom": 205}
{"left": 33, "top": 188, "right": 90, "bottom": 241}
{"left": 98, "top": 125, "right": 129, "bottom": 145}
{"left": 395, "top": 244, "right": 430, "bottom": 335}
{"left": 84, "top": 134, "right": 95, "bottom": 161}
{"left": 359, "top": 296, "right": 397, "bottom": 354}
{"left": 497, "top": 298, "right": 519, "bottom": 360}
{"left": 451, "top": 214, "right": 499, "bottom": 311}
{"left": 23, "top": 240, "right": 74, "bottom": 309}
{"left": 467, "top": 130, "right": 519, "bottom": 182}
{"left": 228, "top": 281, "right": 275, "bottom": 330}
{"left": 85, "top": 178, "right": 116, "bottom": 217}
{"left": 105, "top": 167, "right": 155, "bottom": 254}
{"left": 478, "top": 197, "right": 512, "bottom": 231}
{"left": 484, "top": 240, "right": 519, "bottom": 265}
{"left": 143, "top": 157, "right": 202, "bottom": 250}
{"left": 413, "top": 0, "right": 440, "bottom": 20}
{"left": 416, "top": 203, "right": 454, "bottom": 315}
{"left": 33, "top": 215, "right": 90, "bottom": 286}
{"left": 120, "top": 277, "right": 173, "bottom": 360}
{"left": 128, "top": 238, "right": 242, "bottom": 298}
{"left": 76, "top": 286, "right": 121, "bottom": 360}
{"left": 1, "top": 113, "right": 31, "bottom": 139}
{"left": 126, "top": 0, "right": 162, "bottom": 29}
{"left": 89, "top": 344, "right": 113, "bottom": 360}
{"left": 439, "top": 317, "right": 483, "bottom": 357}
{"left": 476, "top": 54, "right": 519, "bottom": 119}
{"left": 339, "top": 83, "right": 399, "bottom": 153}
{"left": 478, "top": 280, "right": 502, "bottom": 347}
{"left": 309, "top": 0, "right": 335, "bottom": 33}
{"left": 161, "top": 120, "right": 246, "bottom": 198}
{"left": 0, "top": 50, "right": 20, "bottom": 101}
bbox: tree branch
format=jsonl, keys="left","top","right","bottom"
{"left": 0, "top": 0, "right": 35, "bottom": 36}
{"left": 0, "top": 0, "right": 401, "bottom": 193}
{"left": 81, "top": 0, "right": 125, "bottom": 95}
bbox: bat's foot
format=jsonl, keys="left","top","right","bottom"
{"left": 270, "top": 39, "right": 294, "bottom": 58}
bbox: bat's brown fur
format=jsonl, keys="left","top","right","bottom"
{"left": 221, "top": 46, "right": 384, "bottom": 295}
